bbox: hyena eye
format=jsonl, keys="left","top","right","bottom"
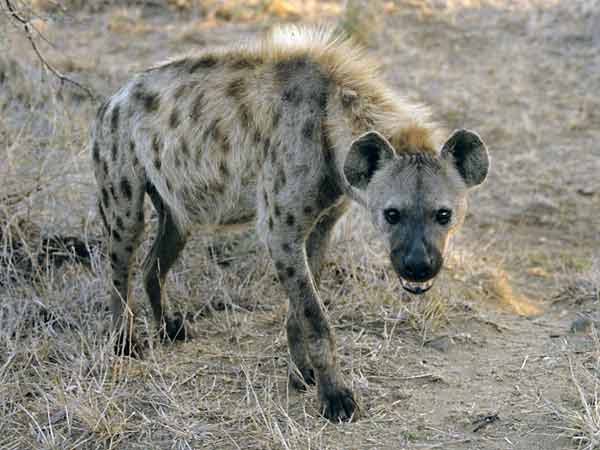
{"left": 384, "top": 208, "right": 401, "bottom": 225}
{"left": 436, "top": 208, "right": 452, "bottom": 225}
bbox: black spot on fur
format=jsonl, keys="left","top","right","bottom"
{"left": 181, "top": 137, "right": 190, "bottom": 157}
{"left": 268, "top": 217, "right": 274, "bottom": 230}
{"left": 111, "top": 104, "right": 120, "bottom": 135}
{"left": 116, "top": 216, "right": 124, "bottom": 229}
{"left": 120, "top": 178, "right": 132, "bottom": 199}
{"left": 133, "top": 86, "right": 160, "bottom": 113}
{"left": 239, "top": 103, "right": 251, "bottom": 129}
{"left": 253, "top": 129, "right": 261, "bottom": 145}
{"left": 274, "top": 204, "right": 281, "bottom": 217}
{"left": 263, "top": 138, "right": 270, "bottom": 160}
{"left": 219, "top": 161, "right": 229, "bottom": 177}
{"left": 274, "top": 57, "right": 308, "bottom": 83}
{"left": 221, "top": 135, "right": 230, "bottom": 154}
{"left": 98, "top": 203, "right": 109, "bottom": 229}
{"left": 129, "top": 140, "right": 135, "bottom": 152}
{"left": 304, "top": 303, "right": 316, "bottom": 319}
{"left": 286, "top": 213, "right": 295, "bottom": 226}
{"left": 112, "top": 229, "right": 122, "bottom": 241}
{"left": 125, "top": 245, "right": 133, "bottom": 253}
{"left": 137, "top": 211, "right": 144, "bottom": 222}
{"left": 152, "top": 134, "right": 161, "bottom": 170}
{"left": 316, "top": 176, "right": 342, "bottom": 210}
{"left": 275, "top": 261, "right": 284, "bottom": 272}
{"left": 92, "top": 142, "right": 100, "bottom": 163}
{"left": 169, "top": 109, "right": 180, "bottom": 129}
{"left": 282, "top": 87, "right": 302, "bottom": 105}
{"left": 317, "top": 90, "right": 328, "bottom": 111}
{"left": 278, "top": 166, "right": 286, "bottom": 186}
{"left": 190, "top": 92, "right": 204, "bottom": 122}
{"left": 282, "top": 243, "right": 291, "bottom": 253}
{"left": 285, "top": 266, "right": 295, "bottom": 278}
{"left": 272, "top": 108, "right": 281, "bottom": 128}
{"left": 226, "top": 78, "right": 245, "bottom": 100}
{"left": 173, "top": 83, "right": 189, "bottom": 101}
{"left": 302, "top": 119, "right": 316, "bottom": 140}
{"left": 96, "top": 100, "right": 109, "bottom": 121}
{"left": 297, "top": 279, "right": 308, "bottom": 291}
{"left": 101, "top": 188, "right": 110, "bottom": 208}
{"left": 214, "top": 182, "right": 225, "bottom": 195}
{"left": 204, "top": 119, "right": 221, "bottom": 142}
{"left": 111, "top": 143, "right": 118, "bottom": 162}
{"left": 110, "top": 252, "right": 119, "bottom": 265}
{"left": 303, "top": 205, "right": 313, "bottom": 215}
{"left": 231, "top": 57, "right": 260, "bottom": 70}
{"left": 189, "top": 56, "right": 218, "bottom": 73}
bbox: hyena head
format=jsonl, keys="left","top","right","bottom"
{"left": 344, "top": 129, "right": 489, "bottom": 294}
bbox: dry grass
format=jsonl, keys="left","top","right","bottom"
{"left": 2, "top": 0, "right": 600, "bottom": 449}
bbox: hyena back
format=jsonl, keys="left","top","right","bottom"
{"left": 91, "top": 26, "right": 489, "bottom": 422}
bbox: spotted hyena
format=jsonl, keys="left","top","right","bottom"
{"left": 91, "top": 26, "right": 489, "bottom": 422}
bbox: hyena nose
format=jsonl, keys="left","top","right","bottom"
{"left": 402, "top": 254, "right": 434, "bottom": 282}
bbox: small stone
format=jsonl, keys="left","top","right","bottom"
{"left": 425, "top": 335, "right": 452, "bottom": 352}
{"left": 570, "top": 317, "right": 594, "bottom": 334}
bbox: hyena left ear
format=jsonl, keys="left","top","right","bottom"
{"left": 344, "top": 131, "right": 396, "bottom": 190}
{"left": 441, "top": 129, "right": 489, "bottom": 188}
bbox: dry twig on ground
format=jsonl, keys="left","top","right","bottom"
{"left": 2, "top": 0, "right": 97, "bottom": 101}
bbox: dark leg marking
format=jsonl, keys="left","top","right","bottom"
{"left": 143, "top": 184, "right": 189, "bottom": 342}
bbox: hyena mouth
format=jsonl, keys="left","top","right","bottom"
{"left": 399, "top": 277, "right": 434, "bottom": 295}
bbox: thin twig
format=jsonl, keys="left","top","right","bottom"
{"left": 3, "top": 0, "right": 97, "bottom": 101}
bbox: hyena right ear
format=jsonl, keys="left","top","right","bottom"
{"left": 344, "top": 131, "right": 396, "bottom": 190}
{"left": 441, "top": 129, "right": 490, "bottom": 188}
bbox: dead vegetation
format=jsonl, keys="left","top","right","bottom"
{"left": 1, "top": 0, "right": 599, "bottom": 448}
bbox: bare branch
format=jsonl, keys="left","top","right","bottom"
{"left": 3, "top": 0, "right": 98, "bottom": 101}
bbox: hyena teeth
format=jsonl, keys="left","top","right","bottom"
{"left": 399, "top": 277, "right": 434, "bottom": 295}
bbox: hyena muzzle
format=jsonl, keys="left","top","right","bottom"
{"left": 91, "top": 26, "right": 489, "bottom": 422}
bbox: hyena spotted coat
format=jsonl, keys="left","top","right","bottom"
{"left": 91, "top": 26, "right": 489, "bottom": 422}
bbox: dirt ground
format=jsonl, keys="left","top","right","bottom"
{"left": 1, "top": 1, "right": 599, "bottom": 449}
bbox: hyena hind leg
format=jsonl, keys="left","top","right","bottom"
{"left": 101, "top": 192, "right": 146, "bottom": 358}
{"left": 142, "top": 184, "right": 190, "bottom": 342}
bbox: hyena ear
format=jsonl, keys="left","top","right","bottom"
{"left": 441, "top": 129, "right": 489, "bottom": 188}
{"left": 344, "top": 131, "right": 396, "bottom": 189}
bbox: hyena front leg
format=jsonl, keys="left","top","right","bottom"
{"left": 142, "top": 184, "right": 190, "bottom": 342}
{"left": 288, "top": 200, "right": 350, "bottom": 390}
{"left": 264, "top": 191, "right": 358, "bottom": 421}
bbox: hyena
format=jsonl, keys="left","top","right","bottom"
{"left": 91, "top": 26, "right": 489, "bottom": 422}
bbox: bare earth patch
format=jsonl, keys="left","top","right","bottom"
{"left": 1, "top": 1, "right": 599, "bottom": 449}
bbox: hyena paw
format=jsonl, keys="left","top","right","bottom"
{"left": 289, "top": 366, "right": 316, "bottom": 391}
{"left": 114, "top": 332, "right": 144, "bottom": 359}
{"left": 319, "top": 384, "right": 360, "bottom": 422}
{"left": 160, "top": 313, "right": 192, "bottom": 342}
